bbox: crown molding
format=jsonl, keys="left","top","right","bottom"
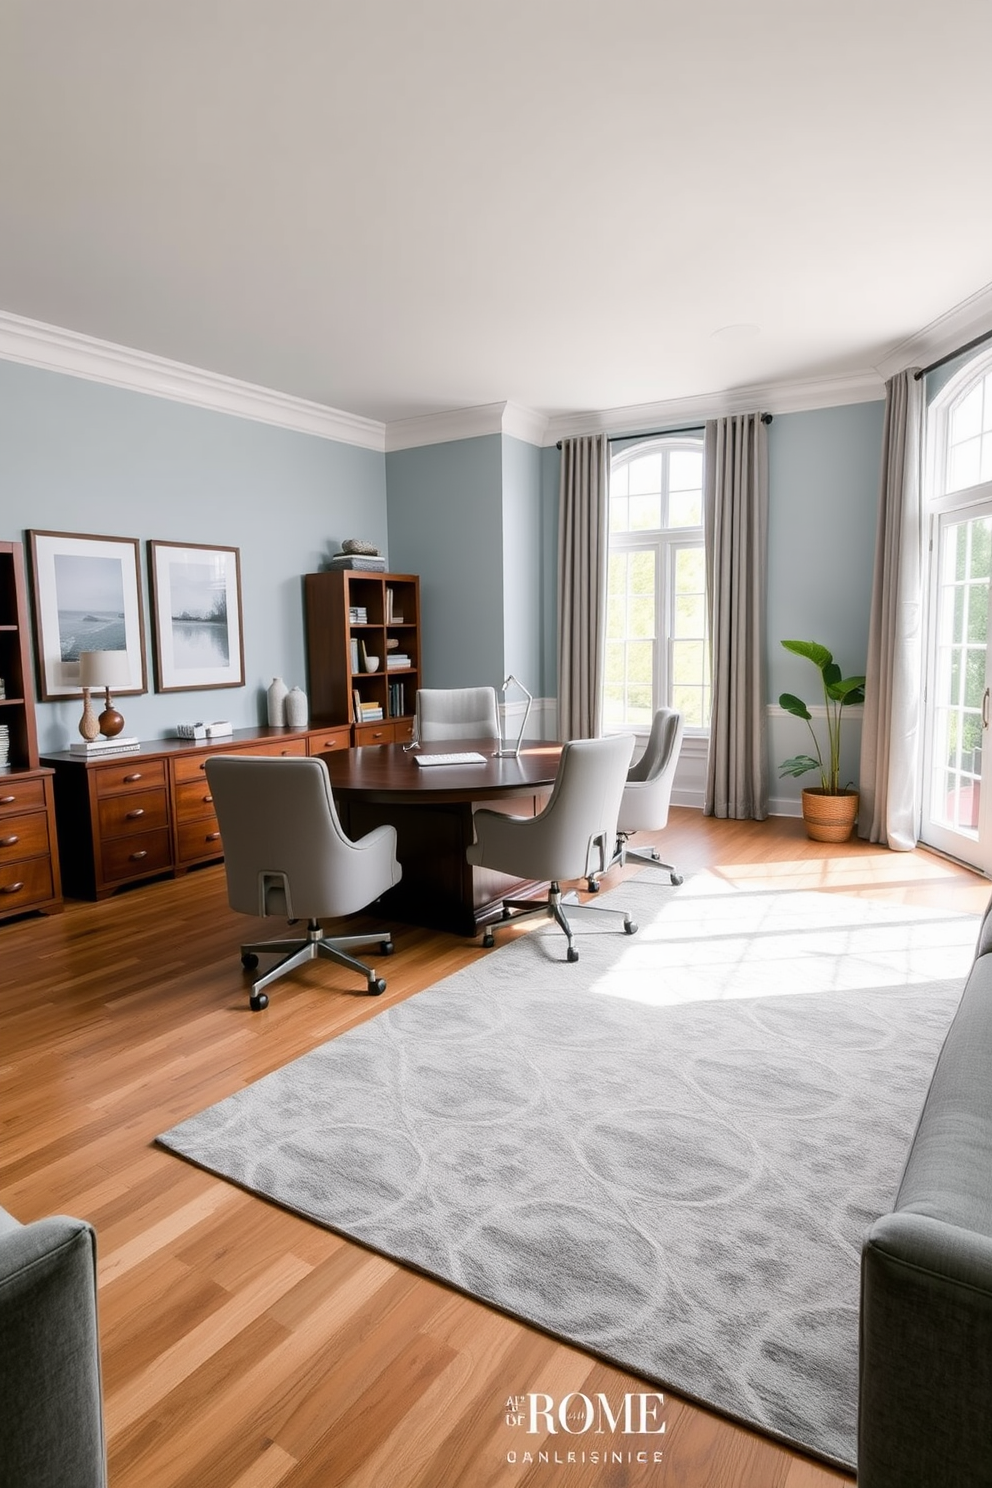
{"left": 874, "top": 280, "right": 992, "bottom": 382}
{"left": 385, "top": 400, "right": 549, "bottom": 452}
{"left": 544, "top": 370, "right": 884, "bottom": 446}
{"left": 0, "top": 310, "right": 387, "bottom": 451}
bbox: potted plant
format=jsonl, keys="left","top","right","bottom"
{"left": 778, "top": 639, "right": 866, "bottom": 841}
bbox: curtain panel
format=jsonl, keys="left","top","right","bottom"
{"left": 557, "top": 434, "right": 609, "bottom": 741}
{"left": 703, "top": 413, "right": 769, "bottom": 819}
{"left": 858, "top": 370, "right": 924, "bottom": 849}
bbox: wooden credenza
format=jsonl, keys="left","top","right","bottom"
{"left": 0, "top": 769, "right": 63, "bottom": 920}
{"left": 42, "top": 724, "right": 351, "bottom": 900}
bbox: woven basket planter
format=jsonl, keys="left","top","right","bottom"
{"left": 801, "top": 788, "right": 859, "bottom": 843}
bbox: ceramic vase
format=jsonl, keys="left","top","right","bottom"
{"left": 267, "top": 676, "right": 288, "bottom": 726}
{"left": 285, "top": 686, "right": 308, "bottom": 728}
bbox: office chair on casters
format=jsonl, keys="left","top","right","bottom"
{"left": 205, "top": 754, "right": 402, "bottom": 1010}
{"left": 414, "top": 687, "right": 501, "bottom": 743}
{"left": 586, "top": 708, "right": 685, "bottom": 891}
{"left": 466, "top": 733, "right": 637, "bottom": 962}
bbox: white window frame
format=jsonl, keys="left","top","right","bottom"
{"left": 604, "top": 435, "right": 708, "bottom": 738}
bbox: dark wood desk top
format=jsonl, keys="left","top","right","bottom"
{"left": 322, "top": 738, "right": 562, "bottom": 804}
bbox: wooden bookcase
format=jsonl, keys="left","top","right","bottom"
{"left": 0, "top": 539, "right": 63, "bottom": 919}
{"left": 304, "top": 570, "right": 420, "bottom": 744}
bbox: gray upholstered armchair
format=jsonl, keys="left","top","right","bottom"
{"left": 586, "top": 708, "right": 685, "bottom": 889}
{"left": 205, "top": 754, "right": 402, "bottom": 1009}
{"left": 414, "top": 687, "right": 500, "bottom": 743}
{"left": 466, "top": 733, "right": 636, "bottom": 961}
{"left": 0, "top": 1205, "right": 107, "bottom": 1488}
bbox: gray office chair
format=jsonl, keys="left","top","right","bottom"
{"left": 466, "top": 733, "right": 637, "bottom": 961}
{"left": 205, "top": 754, "right": 401, "bottom": 1009}
{"left": 414, "top": 686, "right": 500, "bottom": 743}
{"left": 587, "top": 708, "right": 685, "bottom": 889}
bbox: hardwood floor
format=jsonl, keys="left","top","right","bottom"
{"left": 2, "top": 810, "right": 987, "bottom": 1487}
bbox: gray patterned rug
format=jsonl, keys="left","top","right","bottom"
{"left": 158, "top": 872, "right": 980, "bottom": 1470}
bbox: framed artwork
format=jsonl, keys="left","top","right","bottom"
{"left": 149, "top": 540, "right": 245, "bottom": 692}
{"left": 28, "top": 530, "right": 147, "bottom": 701}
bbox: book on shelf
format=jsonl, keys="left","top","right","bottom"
{"left": 350, "top": 637, "right": 360, "bottom": 673}
{"left": 328, "top": 553, "right": 386, "bottom": 571}
{"left": 385, "top": 588, "right": 405, "bottom": 624}
{"left": 348, "top": 606, "right": 368, "bottom": 623}
{"left": 359, "top": 708, "right": 384, "bottom": 722}
{"left": 353, "top": 688, "right": 363, "bottom": 723}
{"left": 386, "top": 655, "right": 410, "bottom": 669}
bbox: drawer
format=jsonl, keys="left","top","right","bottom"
{"left": 241, "top": 739, "right": 308, "bottom": 759}
{"left": 94, "top": 758, "right": 167, "bottom": 796}
{"left": 0, "top": 855, "right": 54, "bottom": 911}
{"left": 101, "top": 827, "right": 172, "bottom": 884}
{"left": 175, "top": 778, "right": 218, "bottom": 822}
{"left": 97, "top": 788, "right": 170, "bottom": 839}
{"left": 353, "top": 722, "right": 397, "bottom": 746}
{"left": 0, "top": 778, "right": 47, "bottom": 815}
{"left": 393, "top": 718, "right": 415, "bottom": 743}
{"left": 0, "top": 810, "right": 51, "bottom": 862}
{"left": 176, "top": 817, "right": 223, "bottom": 865}
{"left": 308, "top": 728, "right": 351, "bottom": 755}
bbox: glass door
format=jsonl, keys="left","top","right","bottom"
{"left": 920, "top": 504, "right": 992, "bottom": 871}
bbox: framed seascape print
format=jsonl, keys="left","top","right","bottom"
{"left": 28, "top": 530, "right": 147, "bottom": 701}
{"left": 149, "top": 540, "right": 245, "bottom": 692}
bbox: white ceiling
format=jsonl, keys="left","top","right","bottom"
{"left": 1, "top": 0, "right": 991, "bottom": 431}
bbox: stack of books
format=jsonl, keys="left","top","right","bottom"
{"left": 386, "top": 652, "right": 411, "bottom": 669}
{"left": 358, "top": 703, "right": 384, "bottom": 723}
{"left": 70, "top": 735, "right": 141, "bottom": 757}
{"left": 329, "top": 552, "right": 386, "bottom": 571}
{"left": 348, "top": 606, "right": 368, "bottom": 623}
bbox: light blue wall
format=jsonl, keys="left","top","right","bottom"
{"left": 0, "top": 359, "right": 387, "bottom": 752}
{"left": 385, "top": 435, "right": 506, "bottom": 690}
{"left": 767, "top": 402, "right": 883, "bottom": 699}
{"left": 500, "top": 435, "right": 544, "bottom": 693}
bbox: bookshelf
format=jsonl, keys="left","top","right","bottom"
{"left": 0, "top": 539, "right": 63, "bottom": 918}
{"left": 304, "top": 570, "right": 421, "bottom": 745}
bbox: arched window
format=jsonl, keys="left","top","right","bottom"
{"left": 604, "top": 436, "right": 708, "bottom": 731}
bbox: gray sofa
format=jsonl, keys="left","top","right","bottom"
{"left": 0, "top": 1206, "right": 107, "bottom": 1488}
{"left": 859, "top": 900, "right": 992, "bottom": 1487}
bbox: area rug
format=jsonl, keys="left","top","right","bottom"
{"left": 158, "top": 873, "right": 981, "bottom": 1470}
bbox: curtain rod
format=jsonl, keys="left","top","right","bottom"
{"left": 914, "top": 326, "right": 992, "bottom": 381}
{"left": 555, "top": 413, "right": 772, "bottom": 451}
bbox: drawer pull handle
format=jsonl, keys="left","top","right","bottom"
{"left": 0, "top": 834, "right": 19, "bottom": 847}
{"left": 125, "top": 808, "right": 145, "bottom": 820}
{"left": 1, "top": 881, "right": 24, "bottom": 894}
{"left": 124, "top": 772, "right": 142, "bottom": 783}
{"left": 130, "top": 850, "right": 148, "bottom": 861}
{"left": 199, "top": 761, "right": 207, "bottom": 771}
{"left": 206, "top": 831, "right": 221, "bottom": 842}
{"left": 203, "top": 793, "right": 213, "bottom": 804}
{"left": 0, "top": 795, "right": 15, "bottom": 804}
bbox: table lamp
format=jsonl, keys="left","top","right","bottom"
{"left": 493, "top": 674, "right": 533, "bottom": 758}
{"left": 79, "top": 650, "right": 131, "bottom": 739}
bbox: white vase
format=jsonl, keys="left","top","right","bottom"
{"left": 285, "top": 686, "right": 308, "bottom": 728}
{"left": 267, "top": 676, "right": 288, "bottom": 726}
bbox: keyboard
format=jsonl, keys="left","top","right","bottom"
{"left": 414, "top": 751, "right": 488, "bottom": 767}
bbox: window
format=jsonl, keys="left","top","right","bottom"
{"left": 604, "top": 437, "right": 709, "bottom": 731}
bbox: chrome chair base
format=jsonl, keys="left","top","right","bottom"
{"left": 481, "top": 880, "right": 637, "bottom": 963}
{"left": 240, "top": 916, "right": 393, "bottom": 1008}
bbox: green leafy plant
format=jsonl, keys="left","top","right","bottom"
{"left": 778, "top": 640, "right": 866, "bottom": 794}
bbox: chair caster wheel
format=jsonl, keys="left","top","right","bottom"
{"left": 242, "top": 952, "right": 259, "bottom": 970}
{"left": 671, "top": 872, "right": 684, "bottom": 885}
{"left": 380, "top": 941, "right": 394, "bottom": 955}
{"left": 586, "top": 878, "right": 600, "bottom": 892}
{"left": 368, "top": 978, "right": 387, "bottom": 996}
{"left": 249, "top": 992, "right": 269, "bottom": 1011}
{"left": 567, "top": 946, "right": 579, "bottom": 963}
{"left": 624, "top": 919, "right": 638, "bottom": 935}
{"left": 482, "top": 932, "right": 495, "bottom": 948}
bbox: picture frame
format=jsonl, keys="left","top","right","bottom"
{"left": 28, "top": 529, "right": 147, "bottom": 701}
{"left": 149, "top": 540, "right": 245, "bottom": 692}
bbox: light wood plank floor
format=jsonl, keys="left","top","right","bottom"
{"left": 2, "top": 811, "right": 987, "bottom": 1488}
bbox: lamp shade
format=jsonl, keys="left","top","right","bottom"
{"left": 79, "top": 649, "right": 131, "bottom": 690}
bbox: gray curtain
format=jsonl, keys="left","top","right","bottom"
{"left": 557, "top": 434, "right": 608, "bottom": 740}
{"left": 858, "top": 369, "right": 924, "bottom": 849}
{"left": 704, "top": 413, "right": 769, "bottom": 819}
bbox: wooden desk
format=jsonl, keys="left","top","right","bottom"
{"left": 322, "top": 739, "right": 562, "bottom": 936}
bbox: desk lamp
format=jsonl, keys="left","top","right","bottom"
{"left": 493, "top": 675, "right": 533, "bottom": 758}
{"left": 79, "top": 650, "right": 130, "bottom": 739}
